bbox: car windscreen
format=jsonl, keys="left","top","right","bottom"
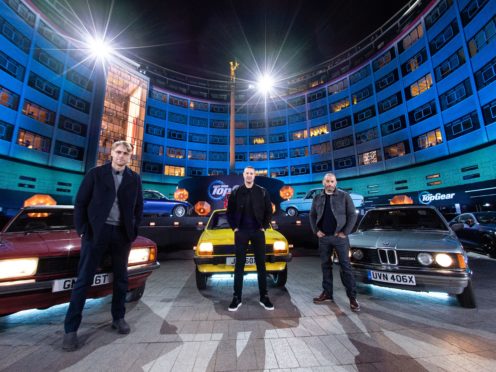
{"left": 358, "top": 208, "right": 448, "bottom": 231}
{"left": 208, "top": 213, "right": 231, "bottom": 230}
{"left": 474, "top": 212, "right": 496, "bottom": 224}
{"left": 5, "top": 209, "right": 75, "bottom": 232}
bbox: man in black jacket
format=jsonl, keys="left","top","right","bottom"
{"left": 63, "top": 140, "right": 143, "bottom": 351}
{"left": 226, "top": 166, "right": 273, "bottom": 311}
{"left": 309, "top": 172, "right": 360, "bottom": 312}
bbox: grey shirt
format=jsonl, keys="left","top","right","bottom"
{"left": 105, "top": 169, "right": 123, "bottom": 225}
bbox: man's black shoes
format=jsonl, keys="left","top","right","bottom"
{"left": 62, "top": 332, "right": 78, "bottom": 351}
{"left": 313, "top": 291, "right": 333, "bottom": 304}
{"left": 350, "top": 297, "right": 361, "bottom": 312}
{"left": 112, "top": 318, "right": 131, "bottom": 334}
{"left": 259, "top": 296, "right": 274, "bottom": 310}
{"left": 228, "top": 296, "right": 242, "bottom": 311}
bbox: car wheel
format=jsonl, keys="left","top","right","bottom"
{"left": 481, "top": 235, "right": 496, "bottom": 258}
{"left": 272, "top": 267, "right": 288, "bottom": 287}
{"left": 126, "top": 284, "right": 146, "bottom": 302}
{"left": 286, "top": 207, "right": 298, "bottom": 217}
{"left": 456, "top": 281, "right": 476, "bottom": 308}
{"left": 173, "top": 205, "right": 187, "bottom": 218}
{"left": 196, "top": 268, "right": 207, "bottom": 290}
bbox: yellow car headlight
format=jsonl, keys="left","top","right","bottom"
{"left": 435, "top": 253, "right": 453, "bottom": 268}
{"left": 273, "top": 240, "right": 287, "bottom": 253}
{"left": 128, "top": 248, "right": 150, "bottom": 264}
{"left": 0, "top": 258, "right": 39, "bottom": 280}
{"left": 198, "top": 242, "right": 214, "bottom": 255}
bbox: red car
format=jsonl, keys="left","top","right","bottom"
{"left": 0, "top": 205, "right": 159, "bottom": 316}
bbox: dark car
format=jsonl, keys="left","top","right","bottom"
{"left": 143, "top": 190, "right": 192, "bottom": 217}
{"left": 449, "top": 212, "right": 496, "bottom": 258}
{"left": 0, "top": 205, "right": 159, "bottom": 316}
{"left": 348, "top": 206, "right": 476, "bottom": 308}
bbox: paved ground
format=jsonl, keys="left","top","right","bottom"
{"left": 1, "top": 251, "right": 496, "bottom": 372}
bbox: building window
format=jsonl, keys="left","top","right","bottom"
{"left": 209, "top": 168, "right": 227, "bottom": 176}
{"left": 354, "top": 106, "right": 376, "bottom": 123}
{"left": 334, "top": 155, "right": 356, "bottom": 170}
{"left": 33, "top": 47, "right": 63, "bottom": 74}
{"left": 381, "top": 116, "right": 406, "bottom": 136}
{"left": 164, "top": 165, "right": 185, "bottom": 177}
{"left": 333, "top": 135, "right": 354, "bottom": 150}
{"left": 149, "top": 89, "right": 168, "bottom": 103}
{"left": 311, "top": 141, "right": 331, "bottom": 155}
{"left": 166, "top": 147, "right": 185, "bottom": 159}
{"left": 269, "top": 133, "right": 287, "bottom": 143}
{"left": 330, "top": 98, "right": 350, "bottom": 113}
{"left": 188, "top": 132, "right": 207, "bottom": 143}
{"left": 167, "top": 129, "right": 186, "bottom": 141}
{"left": 0, "top": 15, "right": 31, "bottom": 53}
{"left": 328, "top": 78, "right": 348, "bottom": 95}
{"left": 406, "top": 73, "right": 432, "bottom": 99}
{"left": 312, "top": 160, "right": 332, "bottom": 173}
{"left": 190, "top": 100, "right": 209, "bottom": 111}
{"left": 58, "top": 116, "right": 87, "bottom": 136}
{"left": 307, "top": 88, "right": 326, "bottom": 103}
{"left": 210, "top": 119, "right": 228, "bottom": 129}
{"left": 474, "top": 56, "right": 496, "bottom": 90}
{"left": 249, "top": 152, "right": 267, "bottom": 161}
{"left": 352, "top": 85, "right": 372, "bottom": 104}
{"left": 288, "top": 111, "right": 306, "bottom": 123}
{"left": 349, "top": 66, "right": 370, "bottom": 85}
{"left": 425, "top": 0, "right": 453, "bottom": 29}
{"left": 147, "top": 106, "right": 167, "bottom": 120}
{"left": 144, "top": 142, "right": 164, "bottom": 156}
{"left": 189, "top": 116, "right": 208, "bottom": 127}
{"left": 235, "top": 152, "right": 246, "bottom": 161}
{"left": 22, "top": 100, "right": 55, "bottom": 125}
{"left": 169, "top": 112, "right": 187, "bottom": 124}
{"left": 429, "top": 20, "right": 458, "bottom": 55}
{"left": 288, "top": 96, "right": 306, "bottom": 107}
{"left": 444, "top": 111, "right": 480, "bottom": 140}
{"left": 269, "top": 117, "right": 286, "bottom": 127}
{"left": 378, "top": 92, "right": 402, "bottom": 113}
{"left": 188, "top": 167, "right": 205, "bottom": 176}
{"left": 235, "top": 136, "right": 246, "bottom": 145}
{"left": 4, "top": 0, "right": 36, "bottom": 27}
{"left": 250, "top": 136, "right": 266, "bottom": 145}
{"left": 249, "top": 119, "right": 265, "bottom": 129}
{"left": 413, "top": 128, "right": 443, "bottom": 151}
{"left": 63, "top": 92, "right": 90, "bottom": 114}
{"left": 0, "top": 120, "right": 14, "bottom": 141}
{"left": 270, "top": 149, "right": 288, "bottom": 160}
{"left": 308, "top": 105, "right": 328, "bottom": 119}
{"left": 359, "top": 149, "right": 382, "bottom": 165}
{"left": 17, "top": 129, "right": 51, "bottom": 152}
{"left": 210, "top": 104, "right": 228, "bottom": 113}
{"left": 409, "top": 100, "right": 437, "bottom": 125}
{"left": 209, "top": 135, "right": 227, "bottom": 145}
{"left": 28, "top": 72, "right": 60, "bottom": 100}
{"left": 270, "top": 166, "right": 288, "bottom": 177}
{"left": 290, "top": 146, "right": 308, "bottom": 158}
{"left": 290, "top": 164, "right": 310, "bottom": 175}
{"left": 399, "top": 23, "right": 423, "bottom": 53}
{"left": 66, "top": 70, "right": 93, "bottom": 92}
{"left": 482, "top": 99, "right": 496, "bottom": 125}
{"left": 54, "top": 141, "right": 84, "bottom": 160}
{"left": 467, "top": 16, "right": 496, "bottom": 57}
{"left": 0, "top": 50, "right": 25, "bottom": 81}
{"left": 439, "top": 79, "right": 472, "bottom": 110}
{"left": 384, "top": 141, "right": 410, "bottom": 159}
{"left": 291, "top": 129, "right": 308, "bottom": 141}
{"left": 169, "top": 95, "right": 188, "bottom": 108}
{"left": 37, "top": 20, "right": 67, "bottom": 49}
{"left": 0, "top": 85, "right": 20, "bottom": 110}
{"left": 401, "top": 48, "right": 427, "bottom": 75}
{"left": 310, "top": 124, "right": 329, "bottom": 137}
{"left": 434, "top": 48, "right": 465, "bottom": 82}
{"left": 331, "top": 116, "right": 352, "bottom": 131}
{"left": 146, "top": 123, "right": 165, "bottom": 137}
{"left": 375, "top": 69, "right": 399, "bottom": 92}
{"left": 188, "top": 150, "right": 206, "bottom": 160}
{"left": 355, "top": 127, "right": 378, "bottom": 145}
{"left": 372, "top": 48, "right": 395, "bottom": 71}
{"left": 461, "top": 0, "right": 489, "bottom": 27}
{"left": 209, "top": 151, "right": 227, "bottom": 161}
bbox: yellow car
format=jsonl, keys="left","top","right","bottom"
{"left": 193, "top": 209, "right": 292, "bottom": 290}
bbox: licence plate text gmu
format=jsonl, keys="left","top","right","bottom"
{"left": 368, "top": 270, "right": 416, "bottom": 286}
{"left": 52, "top": 273, "right": 113, "bottom": 292}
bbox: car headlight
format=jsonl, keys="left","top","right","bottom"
{"left": 417, "top": 252, "right": 433, "bottom": 266}
{"left": 128, "top": 248, "right": 151, "bottom": 264}
{"left": 0, "top": 258, "right": 39, "bottom": 280}
{"left": 198, "top": 242, "right": 213, "bottom": 255}
{"left": 273, "top": 240, "right": 287, "bottom": 253}
{"left": 351, "top": 249, "right": 364, "bottom": 260}
{"left": 435, "top": 253, "right": 453, "bottom": 267}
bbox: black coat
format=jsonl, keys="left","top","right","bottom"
{"left": 74, "top": 162, "right": 143, "bottom": 242}
{"left": 226, "top": 184, "right": 272, "bottom": 230}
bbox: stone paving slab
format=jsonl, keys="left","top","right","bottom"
{"left": 1, "top": 252, "right": 495, "bottom": 371}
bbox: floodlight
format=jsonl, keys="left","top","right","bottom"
{"left": 257, "top": 74, "right": 274, "bottom": 95}
{"left": 86, "top": 36, "right": 114, "bottom": 59}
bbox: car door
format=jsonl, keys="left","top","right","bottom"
{"left": 458, "top": 213, "right": 477, "bottom": 247}
{"left": 302, "top": 189, "right": 319, "bottom": 212}
{"left": 143, "top": 191, "right": 171, "bottom": 216}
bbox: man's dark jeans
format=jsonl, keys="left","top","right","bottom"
{"left": 233, "top": 229, "right": 267, "bottom": 299}
{"left": 318, "top": 235, "right": 357, "bottom": 299}
{"left": 64, "top": 224, "right": 131, "bottom": 333}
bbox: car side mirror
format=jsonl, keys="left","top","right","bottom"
{"left": 450, "top": 222, "right": 464, "bottom": 232}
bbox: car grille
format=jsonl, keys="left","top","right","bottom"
{"left": 36, "top": 255, "right": 113, "bottom": 276}
{"left": 352, "top": 248, "right": 456, "bottom": 268}
{"left": 212, "top": 245, "right": 273, "bottom": 255}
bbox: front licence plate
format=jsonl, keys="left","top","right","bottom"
{"left": 368, "top": 270, "right": 416, "bottom": 286}
{"left": 52, "top": 273, "right": 113, "bottom": 292}
{"left": 226, "top": 257, "right": 256, "bottom": 265}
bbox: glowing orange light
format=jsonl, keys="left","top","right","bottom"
{"left": 24, "top": 194, "right": 57, "bottom": 217}
{"left": 174, "top": 188, "right": 189, "bottom": 201}
{"left": 390, "top": 195, "right": 414, "bottom": 205}
{"left": 194, "top": 201, "right": 211, "bottom": 216}
{"left": 279, "top": 186, "right": 294, "bottom": 200}
{"left": 271, "top": 202, "right": 276, "bottom": 214}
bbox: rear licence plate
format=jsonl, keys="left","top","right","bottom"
{"left": 368, "top": 270, "right": 416, "bottom": 286}
{"left": 52, "top": 273, "right": 113, "bottom": 292}
{"left": 226, "top": 257, "right": 256, "bottom": 265}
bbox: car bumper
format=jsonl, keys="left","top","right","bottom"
{"left": 351, "top": 264, "right": 471, "bottom": 295}
{"left": 0, "top": 262, "right": 160, "bottom": 316}
{"left": 195, "top": 254, "right": 291, "bottom": 273}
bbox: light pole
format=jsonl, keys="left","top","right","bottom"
{"left": 229, "top": 60, "right": 239, "bottom": 174}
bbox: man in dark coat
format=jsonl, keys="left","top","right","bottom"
{"left": 63, "top": 140, "right": 143, "bottom": 351}
{"left": 226, "top": 166, "right": 273, "bottom": 311}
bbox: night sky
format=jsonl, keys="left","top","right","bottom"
{"left": 70, "top": 0, "right": 411, "bottom": 80}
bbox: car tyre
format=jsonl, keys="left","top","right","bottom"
{"left": 481, "top": 235, "right": 496, "bottom": 258}
{"left": 272, "top": 267, "right": 288, "bottom": 287}
{"left": 126, "top": 284, "right": 146, "bottom": 302}
{"left": 286, "top": 207, "right": 298, "bottom": 217}
{"left": 456, "top": 281, "right": 476, "bottom": 308}
{"left": 172, "top": 205, "right": 187, "bottom": 218}
{"left": 196, "top": 268, "right": 207, "bottom": 290}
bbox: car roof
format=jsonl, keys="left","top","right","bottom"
{"left": 21, "top": 205, "right": 74, "bottom": 210}
{"left": 368, "top": 205, "right": 438, "bottom": 211}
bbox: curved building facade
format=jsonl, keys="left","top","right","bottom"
{"left": 0, "top": 0, "right": 495, "bottom": 213}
